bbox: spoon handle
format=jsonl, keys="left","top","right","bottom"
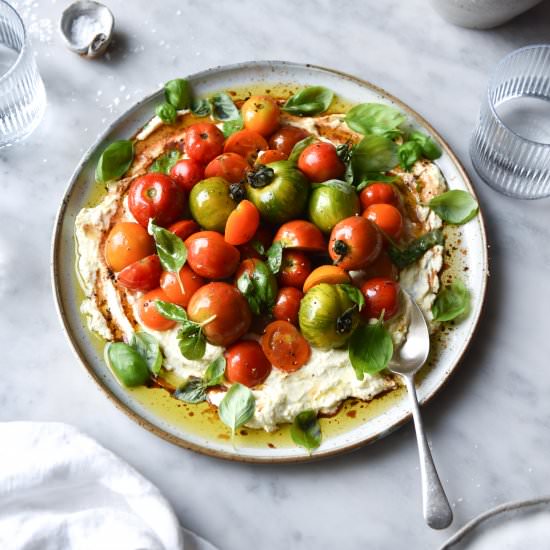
{"left": 403, "top": 375, "right": 453, "bottom": 530}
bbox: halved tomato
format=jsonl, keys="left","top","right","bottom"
{"left": 117, "top": 255, "right": 162, "bottom": 291}
{"left": 225, "top": 200, "right": 260, "bottom": 246}
{"left": 260, "top": 320, "right": 310, "bottom": 372}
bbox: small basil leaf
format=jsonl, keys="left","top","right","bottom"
{"left": 155, "top": 300, "right": 188, "bottom": 323}
{"left": 388, "top": 229, "right": 444, "bottom": 269}
{"left": 356, "top": 173, "right": 399, "bottom": 192}
{"left": 105, "top": 342, "right": 150, "bottom": 387}
{"left": 148, "top": 220, "right": 187, "bottom": 273}
{"left": 223, "top": 118, "right": 243, "bottom": 138}
{"left": 432, "top": 280, "right": 470, "bottom": 322}
{"left": 428, "top": 190, "right": 479, "bottom": 225}
{"left": 398, "top": 140, "right": 423, "bottom": 171}
{"left": 351, "top": 135, "right": 398, "bottom": 178}
{"left": 191, "top": 98, "right": 212, "bottom": 117}
{"left": 130, "top": 332, "right": 163, "bottom": 375}
{"left": 288, "top": 136, "right": 316, "bottom": 163}
{"left": 236, "top": 261, "right": 277, "bottom": 315}
{"left": 345, "top": 103, "right": 406, "bottom": 136}
{"left": 211, "top": 92, "right": 241, "bottom": 121}
{"left": 282, "top": 86, "right": 334, "bottom": 116}
{"left": 409, "top": 131, "right": 442, "bottom": 160}
{"left": 236, "top": 273, "right": 260, "bottom": 316}
{"left": 177, "top": 323, "right": 206, "bottom": 360}
{"left": 174, "top": 377, "right": 207, "bottom": 404}
{"left": 348, "top": 320, "right": 393, "bottom": 379}
{"left": 95, "top": 140, "right": 134, "bottom": 183}
{"left": 164, "top": 78, "right": 191, "bottom": 110}
{"left": 156, "top": 102, "right": 177, "bottom": 124}
{"left": 204, "top": 355, "right": 226, "bottom": 387}
{"left": 338, "top": 283, "right": 365, "bottom": 311}
{"left": 149, "top": 149, "right": 181, "bottom": 174}
{"left": 266, "top": 241, "right": 284, "bottom": 275}
{"left": 290, "top": 410, "right": 322, "bottom": 451}
{"left": 251, "top": 239, "right": 266, "bottom": 256}
{"left": 336, "top": 142, "right": 353, "bottom": 164}
{"left": 218, "top": 383, "right": 256, "bottom": 438}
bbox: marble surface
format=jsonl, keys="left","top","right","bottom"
{"left": 1, "top": 1, "right": 550, "bottom": 548}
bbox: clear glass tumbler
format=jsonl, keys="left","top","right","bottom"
{"left": 470, "top": 45, "right": 550, "bottom": 199}
{"left": 0, "top": 0, "right": 46, "bottom": 148}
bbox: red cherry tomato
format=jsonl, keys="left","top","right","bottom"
{"left": 241, "top": 95, "right": 280, "bottom": 137}
{"left": 272, "top": 287, "right": 303, "bottom": 326}
{"left": 273, "top": 220, "right": 325, "bottom": 251}
{"left": 359, "top": 183, "right": 398, "bottom": 210}
{"left": 160, "top": 265, "right": 205, "bottom": 307}
{"left": 224, "top": 340, "right": 272, "bottom": 387}
{"left": 117, "top": 254, "right": 162, "bottom": 291}
{"left": 204, "top": 153, "right": 249, "bottom": 183}
{"left": 224, "top": 199, "right": 260, "bottom": 246}
{"left": 279, "top": 251, "right": 311, "bottom": 288}
{"left": 363, "top": 203, "right": 404, "bottom": 240}
{"left": 360, "top": 250, "right": 399, "bottom": 281}
{"left": 185, "top": 231, "right": 240, "bottom": 279}
{"left": 269, "top": 125, "right": 310, "bottom": 157}
{"left": 128, "top": 173, "right": 186, "bottom": 228}
{"left": 257, "top": 149, "right": 287, "bottom": 164}
{"left": 137, "top": 288, "right": 177, "bottom": 331}
{"left": 224, "top": 129, "right": 268, "bottom": 164}
{"left": 168, "top": 219, "right": 200, "bottom": 241}
{"left": 360, "top": 278, "right": 400, "bottom": 320}
{"left": 260, "top": 320, "right": 311, "bottom": 372}
{"left": 169, "top": 158, "right": 204, "bottom": 192}
{"left": 104, "top": 222, "right": 155, "bottom": 272}
{"left": 184, "top": 122, "right": 225, "bottom": 164}
{"left": 329, "top": 216, "right": 382, "bottom": 270}
{"left": 298, "top": 142, "right": 345, "bottom": 182}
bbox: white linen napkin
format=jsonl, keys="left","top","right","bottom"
{"left": 0, "top": 422, "right": 216, "bottom": 550}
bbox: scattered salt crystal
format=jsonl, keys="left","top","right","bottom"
{"left": 176, "top": 9, "right": 181, "bottom": 15}
{"left": 119, "top": 85, "right": 126, "bottom": 92}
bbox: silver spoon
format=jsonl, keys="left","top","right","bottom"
{"left": 388, "top": 291, "right": 453, "bottom": 530}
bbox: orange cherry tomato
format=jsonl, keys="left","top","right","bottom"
{"left": 117, "top": 254, "right": 162, "bottom": 292}
{"left": 185, "top": 231, "right": 240, "bottom": 279}
{"left": 224, "top": 129, "right": 268, "bottom": 164}
{"left": 183, "top": 122, "right": 225, "bottom": 164}
{"left": 224, "top": 200, "right": 260, "bottom": 246}
{"left": 269, "top": 126, "right": 310, "bottom": 157}
{"left": 279, "top": 251, "right": 311, "bottom": 288}
{"left": 241, "top": 95, "right": 280, "bottom": 137}
{"left": 260, "top": 320, "right": 311, "bottom": 372}
{"left": 224, "top": 340, "right": 272, "bottom": 387}
{"left": 257, "top": 149, "right": 287, "bottom": 164}
{"left": 273, "top": 220, "right": 325, "bottom": 251}
{"left": 302, "top": 265, "right": 351, "bottom": 293}
{"left": 363, "top": 203, "right": 403, "bottom": 240}
{"left": 360, "top": 278, "right": 400, "bottom": 320}
{"left": 359, "top": 183, "right": 398, "bottom": 210}
{"left": 204, "top": 153, "right": 249, "bottom": 183}
{"left": 169, "top": 158, "right": 204, "bottom": 192}
{"left": 160, "top": 264, "right": 205, "bottom": 307}
{"left": 298, "top": 142, "right": 345, "bottom": 182}
{"left": 272, "top": 287, "right": 304, "bottom": 326}
{"left": 104, "top": 222, "right": 155, "bottom": 272}
{"left": 137, "top": 288, "right": 177, "bottom": 332}
{"left": 168, "top": 219, "right": 200, "bottom": 241}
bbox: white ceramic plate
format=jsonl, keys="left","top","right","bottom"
{"left": 51, "top": 61, "right": 488, "bottom": 462}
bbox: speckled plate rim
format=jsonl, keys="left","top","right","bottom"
{"left": 51, "top": 60, "right": 489, "bottom": 463}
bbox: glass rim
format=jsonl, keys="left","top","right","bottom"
{"left": 487, "top": 43, "right": 550, "bottom": 149}
{"left": 0, "top": 0, "right": 28, "bottom": 86}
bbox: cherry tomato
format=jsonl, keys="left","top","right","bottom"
{"left": 185, "top": 231, "right": 240, "bottom": 279}
{"left": 360, "top": 278, "right": 400, "bottom": 320}
{"left": 360, "top": 250, "right": 399, "bottom": 281}
{"left": 187, "top": 282, "right": 252, "bottom": 346}
{"left": 329, "top": 216, "right": 382, "bottom": 270}
{"left": 117, "top": 254, "right": 162, "bottom": 291}
{"left": 257, "top": 149, "right": 287, "bottom": 164}
{"left": 260, "top": 320, "right": 311, "bottom": 372}
{"left": 204, "top": 153, "right": 249, "bottom": 183}
{"left": 359, "top": 183, "right": 398, "bottom": 210}
{"left": 224, "top": 129, "right": 268, "bottom": 164}
{"left": 237, "top": 225, "right": 274, "bottom": 260}
{"left": 269, "top": 126, "right": 310, "bottom": 157}
{"left": 160, "top": 264, "right": 205, "bottom": 307}
{"left": 272, "top": 287, "right": 303, "bottom": 326}
{"left": 224, "top": 199, "right": 260, "bottom": 246}
{"left": 137, "top": 288, "right": 177, "bottom": 332}
{"left": 273, "top": 220, "right": 325, "bottom": 251}
{"left": 302, "top": 265, "right": 350, "bottom": 293}
{"left": 364, "top": 203, "right": 403, "bottom": 240}
{"left": 168, "top": 219, "right": 200, "bottom": 241}
{"left": 224, "top": 340, "right": 272, "bottom": 387}
{"left": 128, "top": 173, "right": 186, "bottom": 228}
{"left": 241, "top": 95, "right": 280, "bottom": 136}
{"left": 169, "top": 158, "right": 204, "bottom": 192}
{"left": 298, "top": 142, "right": 345, "bottom": 182}
{"left": 104, "top": 222, "right": 155, "bottom": 272}
{"left": 184, "top": 122, "right": 225, "bottom": 164}
{"left": 279, "top": 251, "right": 311, "bottom": 288}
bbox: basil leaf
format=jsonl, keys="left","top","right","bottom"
{"left": 388, "top": 229, "right": 444, "bottom": 269}
{"left": 236, "top": 273, "right": 260, "bottom": 315}
{"left": 156, "top": 102, "right": 177, "bottom": 124}
{"left": 155, "top": 300, "right": 188, "bottom": 323}
{"left": 149, "top": 149, "right": 181, "bottom": 174}
{"left": 251, "top": 239, "right": 266, "bottom": 256}
{"left": 177, "top": 323, "right": 206, "bottom": 360}
{"left": 291, "top": 410, "right": 321, "bottom": 451}
{"left": 345, "top": 103, "right": 406, "bottom": 136}
{"left": 95, "top": 140, "right": 134, "bottom": 183}
{"left": 338, "top": 284, "right": 365, "bottom": 311}
{"left": 218, "top": 383, "right": 255, "bottom": 437}
{"left": 223, "top": 118, "right": 244, "bottom": 138}
{"left": 288, "top": 136, "right": 316, "bottom": 163}
{"left": 432, "top": 280, "right": 470, "bottom": 322}
{"left": 191, "top": 98, "right": 212, "bottom": 117}
{"left": 266, "top": 241, "right": 284, "bottom": 275}
{"left": 164, "top": 78, "right": 191, "bottom": 110}
{"left": 236, "top": 261, "right": 277, "bottom": 315}
{"left": 356, "top": 173, "right": 399, "bottom": 192}
{"left": 348, "top": 320, "right": 393, "bottom": 379}
{"left": 211, "top": 92, "right": 241, "bottom": 121}
{"left": 105, "top": 342, "right": 150, "bottom": 387}
{"left": 428, "top": 190, "right": 479, "bottom": 225}
{"left": 351, "top": 135, "right": 398, "bottom": 179}
{"left": 282, "top": 86, "right": 334, "bottom": 116}
{"left": 148, "top": 220, "right": 187, "bottom": 273}
{"left": 398, "top": 140, "right": 423, "bottom": 171}
{"left": 204, "top": 355, "right": 226, "bottom": 387}
{"left": 174, "top": 377, "right": 207, "bottom": 404}
{"left": 130, "top": 332, "right": 163, "bottom": 375}
{"left": 409, "top": 131, "right": 442, "bottom": 160}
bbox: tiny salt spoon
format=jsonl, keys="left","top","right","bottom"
{"left": 387, "top": 290, "right": 453, "bottom": 530}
